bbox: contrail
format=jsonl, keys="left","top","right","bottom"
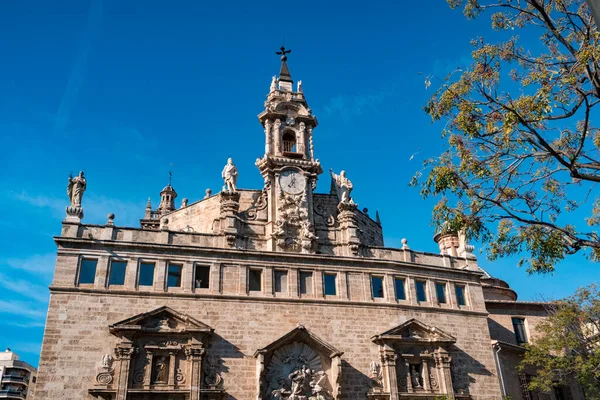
{"left": 54, "top": 0, "right": 102, "bottom": 135}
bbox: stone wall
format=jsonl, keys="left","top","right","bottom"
{"left": 36, "top": 291, "right": 502, "bottom": 399}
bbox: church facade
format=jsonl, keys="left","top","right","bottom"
{"left": 34, "top": 51, "right": 581, "bottom": 400}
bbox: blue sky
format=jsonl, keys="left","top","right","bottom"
{"left": 0, "top": 0, "right": 597, "bottom": 367}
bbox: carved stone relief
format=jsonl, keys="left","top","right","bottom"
{"left": 265, "top": 342, "right": 333, "bottom": 400}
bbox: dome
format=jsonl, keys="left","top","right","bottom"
{"left": 478, "top": 266, "right": 518, "bottom": 301}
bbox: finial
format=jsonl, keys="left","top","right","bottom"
{"left": 106, "top": 213, "right": 115, "bottom": 226}
{"left": 146, "top": 198, "right": 152, "bottom": 209}
{"left": 276, "top": 46, "right": 291, "bottom": 61}
{"left": 401, "top": 238, "right": 410, "bottom": 250}
{"left": 168, "top": 163, "right": 173, "bottom": 186}
{"left": 375, "top": 210, "right": 381, "bottom": 225}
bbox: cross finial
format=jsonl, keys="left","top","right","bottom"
{"left": 168, "top": 163, "right": 173, "bottom": 186}
{"left": 276, "top": 46, "right": 291, "bottom": 61}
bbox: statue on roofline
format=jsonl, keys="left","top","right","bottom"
{"left": 221, "top": 158, "right": 238, "bottom": 193}
{"left": 330, "top": 169, "right": 353, "bottom": 204}
{"left": 67, "top": 171, "right": 87, "bottom": 207}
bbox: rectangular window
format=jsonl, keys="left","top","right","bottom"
{"left": 512, "top": 317, "right": 528, "bottom": 344}
{"left": 138, "top": 262, "right": 155, "bottom": 286}
{"left": 324, "top": 273, "right": 337, "bottom": 296}
{"left": 78, "top": 259, "right": 97, "bottom": 285}
{"left": 194, "top": 265, "right": 210, "bottom": 289}
{"left": 299, "top": 271, "right": 313, "bottom": 295}
{"left": 167, "top": 264, "right": 182, "bottom": 288}
{"left": 455, "top": 285, "right": 466, "bottom": 306}
{"left": 371, "top": 276, "right": 384, "bottom": 298}
{"left": 274, "top": 270, "right": 288, "bottom": 293}
{"left": 108, "top": 260, "right": 127, "bottom": 286}
{"left": 435, "top": 282, "right": 447, "bottom": 303}
{"left": 394, "top": 278, "right": 406, "bottom": 300}
{"left": 249, "top": 269, "right": 262, "bottom": 291}
{"left": 416, "top": 280, "right": 427, "bottom": 302}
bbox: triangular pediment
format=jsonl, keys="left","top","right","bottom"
{"left": 372, "top": 319, "right": 456, "bottom": 344}
{"left": 254, "top": 325, "right": 343, "bottom": 358}
{"left": 109, "top": 306, "right": 213, "bottom": 336}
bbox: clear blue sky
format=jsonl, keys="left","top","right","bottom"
{"left": 0, "top": 0, "right": 597, "bottom": 367}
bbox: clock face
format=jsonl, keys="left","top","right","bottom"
{"left": 279, "top": 169, "right": 306, "bottom": 195}
{"left": 286, "top": 117, "right": 296, "bottom": 126}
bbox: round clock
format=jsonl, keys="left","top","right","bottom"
{"left": 286, "top": 117, "right": 296, "bottom": 126}
{"left": 279, "top": 169, "right": 306, "bottom": 195}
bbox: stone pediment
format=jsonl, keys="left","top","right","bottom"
{"left": 372, "top": 319, "right": 456, "bottom": 344}
{"left": 109, "top": 306, "right": 214, "bottom": 336}
{"left": 254, "top": 325, "right": 343, "bottom": 359}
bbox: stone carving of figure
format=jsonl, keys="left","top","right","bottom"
{"left": 154, "top": 356, "right": 168, "bottom": 383}
{"left": 330, "top": 169, "right": 353, "bottom": 204}
{"left": 410, "top": 365, "right": 422, "bottom": 389}
{"left": 288, "top": 365, "right": 310, "bottom": 399}
{"left": 270, "top": 76, "right": 277, "bottom": 92}
{"left": 310, "top": 371, "right": 328, "bottom": 398}
{"left": 301, "top": 220, "right": 317, "bottom": 240}
{"left": 67, "top": 171, "right": 87, "bottom": 207}
{"left": 221, "top": 158, "right": 238, "bottom": 192}
{"left": 101, "top": 353, "right": 113, "bottom": 369}
{"left": 297, "top": 80, "right": 303, "bottom": 93}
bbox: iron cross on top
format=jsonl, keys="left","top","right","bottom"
{"left": 276, "top": 46, "right": 291, "bottom": 61}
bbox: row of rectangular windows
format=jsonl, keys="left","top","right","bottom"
{"left": 77, "top": 258, "right": 467, "bottom": 305}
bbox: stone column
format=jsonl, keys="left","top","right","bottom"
{"left": 264, "top": 266, "right": 274, "bottom": 296}
{"left": 186, "top": 347, "right": 205, "bottom": 400}
{"left": 264, "top": 119, "right": 272, "bottom": 154}
{"left": 115, "top": 343, "right": 135, "bottom": 400}
{"left": 168, "top": 351, "right": 177, "bottom": 388}
{"left": 273, "top": 119, "right": 282, "bottom": 155}
{"left": 155, "top": 259, "right": 167, "bottom": 292}
{"left": 288, "top": 268, "right": 299, "bottom": 298}
{"left": 182, "top": 262, "right": 193, "bottom": 292}
{"left": 210, "top": 262, "right": 220, "bottom": 294}
{"left": 435, "top": 351, "right": 455, "bottom": 400}
{"left": 308, "top": 127, "right": 315, "bottom": 161}
{"left": 219, "top": 191, "right": 240, "bottom": 248}
{"left": 380, "top": 346, "right": 399, "bottom": 398}
{"left": 94, "top": 256, "right": 110, "bottom": 289}
{"left": 337, "top": 203, "right": 360, "bottom": 256}
{"left": 124, "top": 257, "right": 138, "bottom": 289}
{"left": 422, "top": 359, "right": 431, "bottom": 391}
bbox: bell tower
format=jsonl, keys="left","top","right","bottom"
{"left": 256, "top": 47, "right": 323, "bottom": 253}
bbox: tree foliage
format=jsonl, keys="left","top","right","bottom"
{"left": 414, "top": 0, "right": 600, "bottom": 272}
{"left": 521, "top": 284, "right": 600, "bottom": 397}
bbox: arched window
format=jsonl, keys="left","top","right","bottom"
{"left": 282, "top": 131, "right": 296, "bottom": 153}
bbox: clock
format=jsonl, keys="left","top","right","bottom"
{"left": 286, "top": 117, "right": 296, "bottom": 126}
{"left": 279, "top": 169, "right": 306, "bottom": 195}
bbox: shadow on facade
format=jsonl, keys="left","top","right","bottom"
{"left": 450, "top": 344, "right": 494, "bottom": 395}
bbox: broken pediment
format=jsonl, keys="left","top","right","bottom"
{"left": 372, "top": 319, "right": 456, "bottom": 345}
{"left": 109, "top": 306, "right": 214, "bottom": 337}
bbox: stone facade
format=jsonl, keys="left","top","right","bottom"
{"left": 34, "top": 52, "right": 581, "bottom": 400}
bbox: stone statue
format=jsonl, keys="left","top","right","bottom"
{"left": 410, "top": 365, "right": 422, "bottom": 389}
{"left": 101, "top": 353, "right": 113, "bottom": 369}
{"left": 270, "top": 76, "right": 277, "bottom": 92}
{"left": 181, "top": 198, "right": 188, "bottom": 208}
{"left": 67, "top": 171, "right": 87, "bottom": 207}
{"left": 221, "top": 158, "right": 238, "bottom": 192}
{"left": 330, "top": 169, "right": 353, "bottom": 204}
{"left": 301, "top": 220, "right": 317, "bottom": 240}
{"left": 154, "top": 356, "right": 168, "bottom": 383}
{"left": 297, "top": 80, "right": 303, "bottom": 93}
{"left": 288, "top": 365, "right": 310, "bottom": 399}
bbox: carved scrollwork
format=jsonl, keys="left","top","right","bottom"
{"left": 133, "top": 370, "right": 145, "bottom": 384}
{"left": 176, "top": 368, "right": 186, "bottom": 384}
{"left": 95, "top": 369, "right": 114, "bottom": 385}
{"left": 429, "top": 373, "right": 438, "bottom": 389}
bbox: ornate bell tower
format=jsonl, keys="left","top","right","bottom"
{"left": 256, "top": 47, "right": 323, "bottom": 253}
